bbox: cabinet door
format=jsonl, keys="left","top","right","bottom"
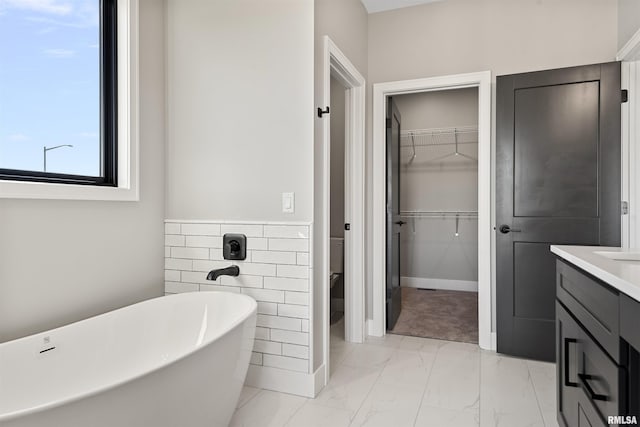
{"left": 622, "top": 294, "right": 640, "bottom": 417}
{"left": 558, "top": 302, "right": 584, "bottom": 427}
{"left": 577, "top": 396, "right": 607, "bottom": 427}
{"left": 628, "top": 347, "right": 640, "bottom": 417}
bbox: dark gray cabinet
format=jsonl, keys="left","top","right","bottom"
{"left": 621, "top": 295, "right": 640, "bottom": 417}
{"left": 556, "top": 260, "right": 640, "bottom": 427}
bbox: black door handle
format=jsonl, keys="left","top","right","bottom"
{"left": 499, "top": 225, "right": 522, "bottom": 234}
{"left": 578, "top": 373, "right": 608, "bottom": 401}
{"left": 395, "top": 221, "right": 406, "bottom": 226}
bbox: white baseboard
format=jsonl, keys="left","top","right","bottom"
{"left": 401, "top": 276, "right": 478, "bottom": 292}
{"left": 245, "top": 364, "right": 323, "bottom": 398}
{"left": 313, "top": 364, "right": 327, "bottom": 397}
{"left": 367, "top": 318, "right": 384, "bottom": 337}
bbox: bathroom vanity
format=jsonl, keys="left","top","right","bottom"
{"left": 551, "top": 246, "right": 640, "bottom": 427}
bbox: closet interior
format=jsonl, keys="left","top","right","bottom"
{"left": 390, "top": 88, "right": 479, "bottom": 344}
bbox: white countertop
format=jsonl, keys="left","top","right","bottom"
{"left": 550, "top": 245, "right": 640, "bottom": 302}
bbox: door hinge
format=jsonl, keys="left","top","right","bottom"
{"left": 622, "top": 201, "right": 629, "bottom": 215}
{"left": 622, "top": 89, "right": 629, "bottom": 103}
{"left": 344, "top": 223, "right": 351, "bottom": 231}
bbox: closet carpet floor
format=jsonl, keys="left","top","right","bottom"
{"left": 390, "top": 287, "right": 478, "bottom": 344}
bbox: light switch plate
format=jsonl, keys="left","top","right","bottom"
{"left": 282, "top": 192, "right": 295, "bottom": 213}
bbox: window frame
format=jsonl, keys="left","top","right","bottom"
{"left": 0, "top": 0, "right": 139, "bottom": 201}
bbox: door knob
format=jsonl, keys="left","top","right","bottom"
{"left": 499, "top": 225, "right": 521, "bottom": 234}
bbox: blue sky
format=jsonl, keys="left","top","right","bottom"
{"left": 0, "top": 0, "right": 100, "bottom": 176}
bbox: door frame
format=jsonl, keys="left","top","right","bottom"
{"left": 618, "top": 29, "right": 640, "bottom": 248}
{"left": 317, "top": 36, "right": 366, "bottom": 384}
{"left": 371, "top": 72, "right": 493, "bottom": 350}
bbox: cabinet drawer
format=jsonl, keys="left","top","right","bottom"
{"left": 578, "top": 314, "right": 625, "bottom": 420}
{"left": 558, "top": 302, "right": 625, "bottom": 424}
{"left": 557, "top": 260, "right": 620, "bottom": 362}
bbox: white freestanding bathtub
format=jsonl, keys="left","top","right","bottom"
{"left": 0, "top": 291, "right": 257, "bottom": 427}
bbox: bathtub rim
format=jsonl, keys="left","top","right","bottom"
{"left": 0, "top": 291, "right": 257, "bottom": 423}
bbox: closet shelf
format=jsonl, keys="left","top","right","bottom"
{"left": 400, "top": 126, "right": 478, "bottom": 148}
{"left": 399, "top": 210, "right": 478, "bottom": 219}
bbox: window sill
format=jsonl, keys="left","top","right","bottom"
{"left": 0, "top": 180, "right": 139, "bottom": 201}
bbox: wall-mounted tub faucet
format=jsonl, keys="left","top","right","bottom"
{"left": 206, "top": 265, "right": 240, "bottom": 281}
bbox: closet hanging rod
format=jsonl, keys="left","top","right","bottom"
{"left": 400, "top": 126, "right": 477, "bottom": 136}
{"left": 400, "top": 140, "right": 478, "bottom": 148}
{"left": 399, "top": 210, "right": 478, "bottom": 218}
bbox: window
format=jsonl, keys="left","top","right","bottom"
{"left": 0, "top": 0, "right": 118, "bottom": 186}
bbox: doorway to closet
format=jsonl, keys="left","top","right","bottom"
{"left": 372, "top": 73, "right": 492, "bottom": 350}
{"left": 386, "top": 88, "right": 480, "bottom": 344}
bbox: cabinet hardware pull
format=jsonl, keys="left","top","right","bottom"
{"left": 578, "top": 373, "right": 608, "bottom": 401}
{"left": 564, "top": 338, "right": 578, "bottom": 387}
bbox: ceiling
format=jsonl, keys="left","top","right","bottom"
{"left": 360, "top": 0, "right": 444, "bottom": 14}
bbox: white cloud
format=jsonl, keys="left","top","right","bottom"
{"left": 43, "top": 48, "right": 74, "bottom": 58}
{"left": 0, "top": 0, "right": 72, "bottom": 15}
{"left": 7, "top": 133, "right": 29, "bottom": 142}
{"left": 24, "top": 0, "right": 98, "bottom": 28}
{"left": 36, "top": 26, "right": 56, "bottom": 35}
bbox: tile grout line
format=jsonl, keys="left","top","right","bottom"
{"left": 477, "top": 350, "right": 487, "bottom": 426}
{"left": 478, "top": 350, "right": 491, "bottom": 425}
{"left": 412, "top": 340, "right": 441, "bottom": 427}
{"left": 237, "top": 387, "right": 262, "bottom": 410}
{"left": 526, "top": 362, "right": 549, "bottom": 426}
{"left": 281, "top": 397, "right": 310, "bottom": 427}
{"left": 345, "top": 343, "right": 395, "bottom": 426}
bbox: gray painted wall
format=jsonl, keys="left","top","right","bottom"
{"left": 395, "top": 88, "right": 478, "bottom": 282}
{"left": 314, "top": 0, "right": 368, "bottom": 370}
{"left": 165, "top": 0, "right": 314, "bottom": 222}
{"left": 0, "top": 0, "right": 166, "bottom": 343}
{"left": 315, "top": 0, "right": 369, "bottom": 77}
{"left": 618, "top": 0, "right": 640, "bottom": 50}
{"left": 366, "top": 0, "right": 618, "bottom": 328}
{"left": 330, "top": 77, "right": 346, "bottom": 239}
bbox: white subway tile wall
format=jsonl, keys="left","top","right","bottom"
{"left": 165, "top": 221, "right": 311, "bottom": 375}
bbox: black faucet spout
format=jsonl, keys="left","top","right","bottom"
{"left": 206, "top": 265, "right": 240, "bottom": 281}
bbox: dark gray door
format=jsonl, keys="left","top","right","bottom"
{"left": 496, "top": 62, "right": 621, "bottom": 362}
{"left": 386, "top": 97, "right": 403, "bottom": 330}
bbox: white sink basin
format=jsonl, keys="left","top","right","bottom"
{"left": 594, "top": 251, "right": 640, "bottom": 262}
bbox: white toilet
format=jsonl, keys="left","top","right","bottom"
{"left": 330, "top": 237, "right": 345, "bottom": 317}
{"left": 329, "top": 237, "right": 344, "bottom": 283}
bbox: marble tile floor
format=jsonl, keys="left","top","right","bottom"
{"left": 231, "top": 321, "right": 559, "bottom": 427}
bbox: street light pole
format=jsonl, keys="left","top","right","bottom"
{"left": 43, "top": 144, "right": 73, "bottom": 172}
